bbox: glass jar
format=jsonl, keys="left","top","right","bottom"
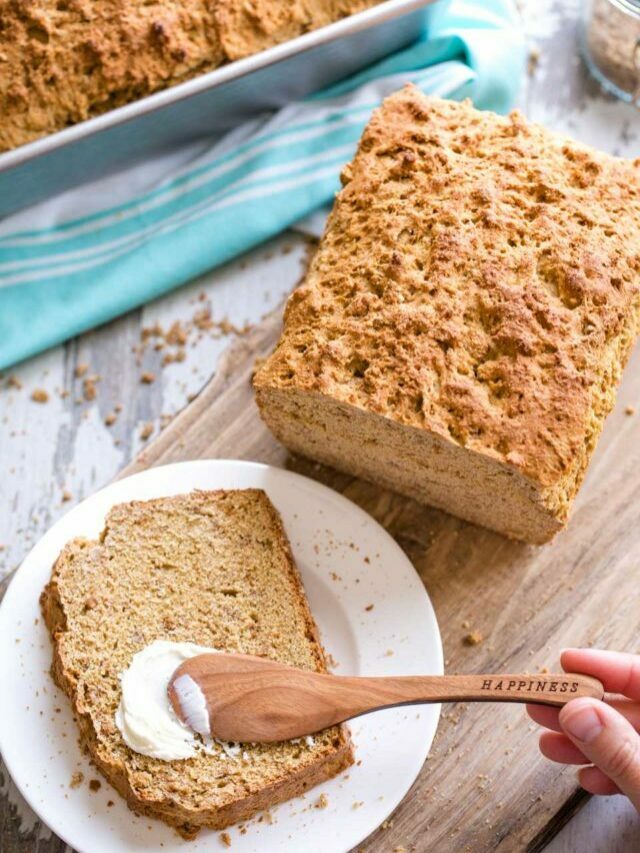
{"left": 582, "top": 0, "right": 640, "bottom": 104}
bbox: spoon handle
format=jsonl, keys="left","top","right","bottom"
{"left": 338, "top": 672, "right": 604, "bottom": 713}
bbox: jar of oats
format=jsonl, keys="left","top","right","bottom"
{"left": 582, "top": 0, "right": 640, "bottom": 104}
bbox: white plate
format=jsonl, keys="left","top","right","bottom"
{"left": 0, "top": 460, "right": 442, "bottom": 853}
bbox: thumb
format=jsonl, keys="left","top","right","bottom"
{"left": 559, "top": 698, "right": 640, "bottom": 811}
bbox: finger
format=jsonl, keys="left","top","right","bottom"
{"left": 527, "top": 699, "right": 640, "bottom": 733}
{"left": 539, "top": 732, "right": 590, "bottom": 765}
{"left": 607, "top": 699, "right": 640, "bottom": 732}
{"left": 527, "top": 704, "right": 562, "bottom": 732}
{"left": 561, "top": 649, "right": 640, "bottom": 700}
{"left": 577, "top": 765, "right": 622, "bottom": 796}
{"left": 559, "top": 698, "right": 640, "bottom": 810}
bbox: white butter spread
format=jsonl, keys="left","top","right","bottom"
{"left": 115, "top": 640, "right": 316, "bottom": 761}
{"left": 115, "top": 639, "right": 227, "bottom": 761}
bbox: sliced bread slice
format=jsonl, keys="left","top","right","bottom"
{"left": 40, "top": 489, "right": 352, "bottom": 838}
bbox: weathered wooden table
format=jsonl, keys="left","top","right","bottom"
{"left": 1, "top": 1, "right": 639, "bottom": 850}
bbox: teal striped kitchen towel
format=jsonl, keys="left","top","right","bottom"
{"left": 0, "top": 0, "right": 525, "bottom": 369}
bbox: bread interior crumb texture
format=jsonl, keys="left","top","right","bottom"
{"left": 40, "top": 489, "right": 352, "bottom": 838}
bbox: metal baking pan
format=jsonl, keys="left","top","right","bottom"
{"left": 0, "top": 0, "right": 441, "bottom": 218}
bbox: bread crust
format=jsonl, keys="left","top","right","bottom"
{"left": 40, "top": 489, "right": 353, "bottom": 838}
{"left": 215, "top": 0, "right": 380, "bottom": 61}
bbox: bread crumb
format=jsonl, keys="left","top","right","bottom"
{"left": 527, "top": 46, "right": 540, "bottom": 76}
{"left": 62, "top": 490, "right": 72, "bottom": 503}
{"left": 69, "top": 771, "right": 84, "bottom": 789}
{"left": 314, "top": 793, "right": 329, "bottom": 809}
{"left": 539, "top": 665, "right": 549, "bottom": 674}
{"left": 162, "top": 348, "right": 187, "bottom": 366}
{"left": 365, "top": 604, "right": 374, "bottom": 612}
{"left": 7, "top": 374, "right": 22, "bottom": 389}
{"left": 74, "top": 363, "right": 89, "bottom": 378}
{"left": 141, "top": 322, "right": 163, "bottom": 341}
{"left": 382, "top": 819, "right": 394, "bottom": 829}
{"left": 83, "top": 376, "right": 100, "bottom": 401}
{"left": 31, "top": 388, "right": 49, "bottom": 403}
{"left": 140, "top": 371, "right": 156, "bottom": 384}
{"left": 89, "top": 779, "right": 101, "bottom": 792}
{"left": 461, "top": 620, "right": 470, "bottom": 629}
{"left": 140, "top": 422, "right": 154, "bottom": 441}
{"left": 193, "top": 307, "right": 214, "bottom": 331}
{"left": 325, "top": 652, "right": 338, "bottom": 669}
{"left": 463, "top": 631, "right": 483, "bottom": 646}
{"left": 166, "top": 321, "right": 188, "bottom": 346}
{"left": 625, "top": 405, "right": 636, "bottom": 415}
{"left": 107, "top": 800, "right": 114, "bottom": 807}
{"left": 220, "top": 831, "right": 232, "bottom": 847}
{"left": 104, "top": 412, "right": 117, "bottom": 426}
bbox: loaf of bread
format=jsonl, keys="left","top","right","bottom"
{"left": 254, "top": 86, "right": 640, "bottom": 544}
{"left": 40, "top": 489, "right": 352, "bottom": 838}
{"left": 0, "top": 0, "right": 381, "bottom": 152}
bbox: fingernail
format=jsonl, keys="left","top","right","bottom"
{"left": 562, "top": 704, "right": 603, "bottom": 743}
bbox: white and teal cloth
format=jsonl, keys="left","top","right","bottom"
{"left": 0, "top": 0, "right": 524, "bottom": 369}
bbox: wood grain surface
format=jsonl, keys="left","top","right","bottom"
{"left": 121, "top": 308, "right": 639, "bottom": 852}
{"left": 2, "top": 1, "right": 640, "bottom": 850}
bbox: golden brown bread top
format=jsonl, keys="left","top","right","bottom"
{"left": 255, "top": 87, "right": 640, "bottom": 494}
{"left": 0, "top": 0, "right": 381, "bottom": 151}
{"left": 216, "top": 0, "right": 380, "bottom": 60}
{"left": 0, "top": 0, "right": 224, "bottom": 151}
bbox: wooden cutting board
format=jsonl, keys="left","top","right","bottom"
{"left": 119, "top": 308, "right": 640, "bottom": 852}
{"left": 2, "top": 306, "right": 639, "bottom": 852}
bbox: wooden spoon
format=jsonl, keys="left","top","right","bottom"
{"left": 167, "top": 652, "right": 604, "bottom": 744}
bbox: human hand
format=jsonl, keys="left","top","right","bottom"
{"left": 527, "top": 648, "right": 640, "bottom": 811}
